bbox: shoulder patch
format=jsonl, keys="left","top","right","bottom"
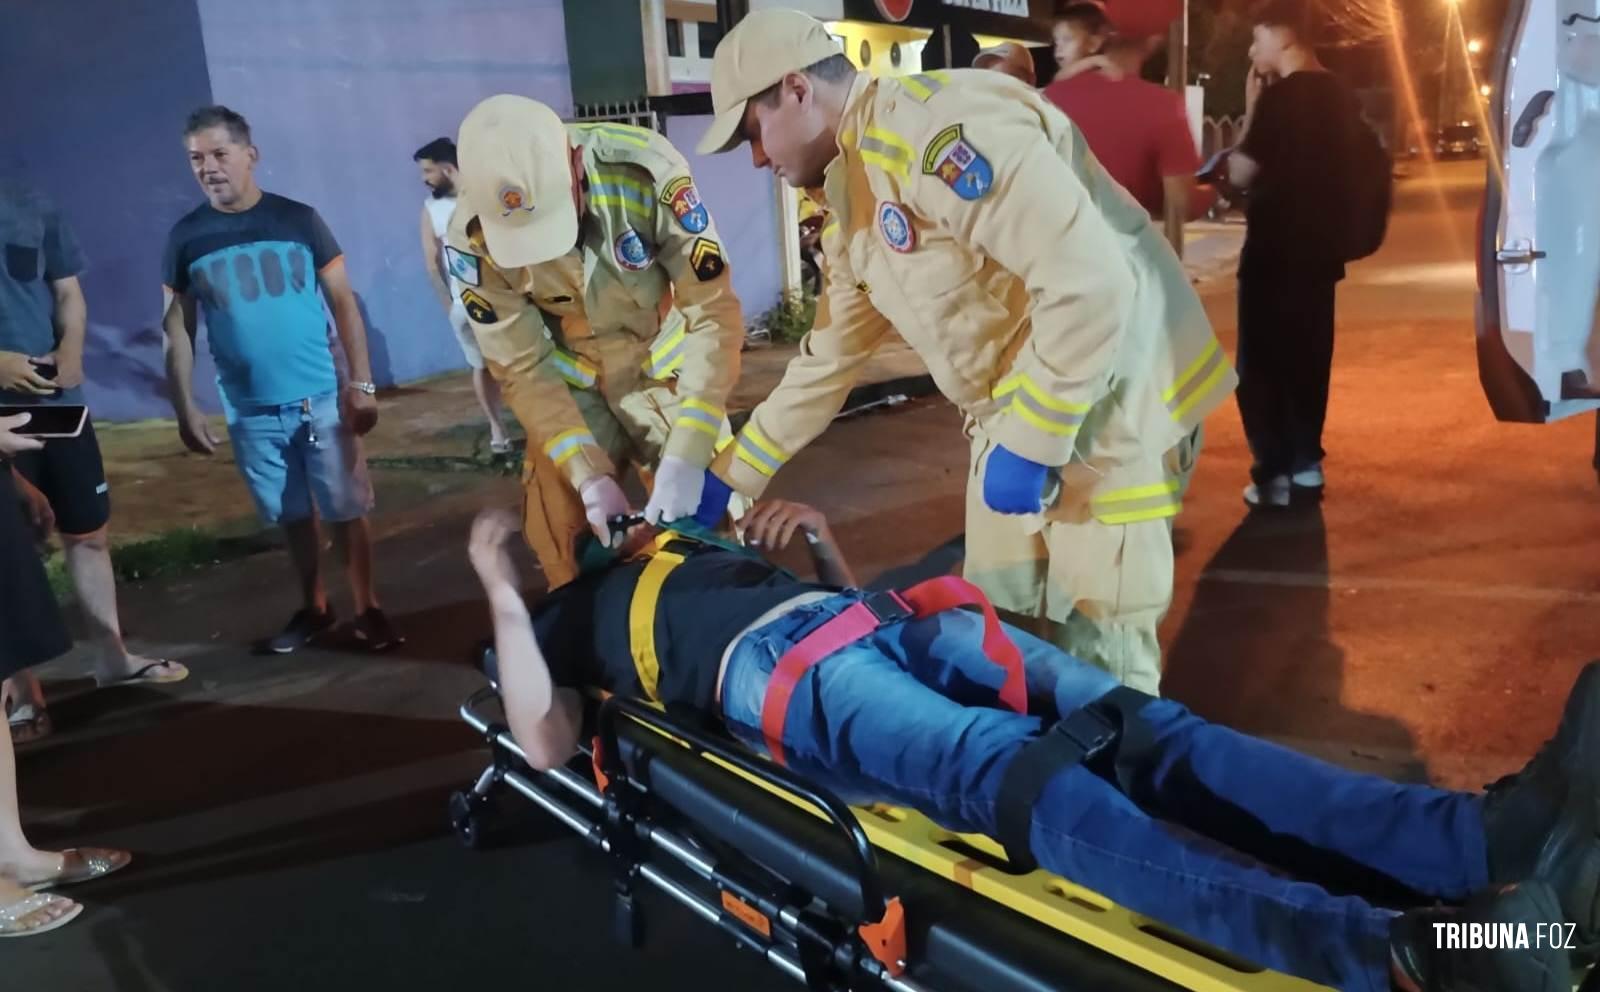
{"left": 659, "top": 176, "right": 709, "bottom": 234}
{"left": 689, "top": 238, "right": 725, "bottom": 282}
{"left": 921, "top": 124, "right": 994, "bottom": 201}
{"left": 459, "top": 288, "right": 498, "bottom": 325}
{"left": 442, "top": 246, "right": 482, "bottom": 287}
{"left": 614, "top": 228, "right": 654, "bottom": 271}
{"left": 877, "top": 202, "right": 916, "bottom": 254}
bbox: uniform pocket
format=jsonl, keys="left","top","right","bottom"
{"left": 5, "top": 242, "right": 40, "bottom": 282}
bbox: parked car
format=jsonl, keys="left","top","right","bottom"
{"left": 1435, "top": 122, "right": 1482, "bottom": 158}
{"left": 1476, "top": 0, "right": 1600, "bottom": 425}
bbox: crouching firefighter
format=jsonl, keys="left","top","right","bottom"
{"left": 448, "top": 95, "right": 749, "bottom": 587}
{"left": 468, "top": 499, "right": 1597, "bottom": 992}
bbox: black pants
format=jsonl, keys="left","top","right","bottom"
{"left": 0, "top": 465, "right": 71, "bottom": 679}
{"left": 1235, "top": 274, "right": 1339, "bottom": 484}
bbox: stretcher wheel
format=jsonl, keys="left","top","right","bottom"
{"left": 448, "top": 790, "right": 494, "bottom": 850}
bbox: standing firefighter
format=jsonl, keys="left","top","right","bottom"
{"left": 695, "top": 11, "right": 1236, "bottom": 694}
{"left": 448, "top": 96, "right": 747, "bottom": 587}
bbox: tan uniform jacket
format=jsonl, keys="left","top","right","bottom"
{"left": 714, "top": 71, "right": 1235, "bottom": 519}
{"left": 446, "top": 121, "right": 744, "bottom": 491}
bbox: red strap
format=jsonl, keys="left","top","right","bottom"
{"left": 759, "top": 578, "right": 1028, "bottom": 767}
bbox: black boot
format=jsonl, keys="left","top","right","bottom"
{"left": 1391, "top": 882, "right": 1571, "bottom": 991}
{"left": 1483, "top": 662, "right": 1600, "bottom": 955}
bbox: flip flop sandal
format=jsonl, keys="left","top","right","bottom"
{"left": 94, "top": 660, "right": 189, "bottom": 689}
{"left": 0, "top": 893, "right": 83, "bottom": 937}
{"left": 22, "top": 847, "right": 133, "bottom": 892}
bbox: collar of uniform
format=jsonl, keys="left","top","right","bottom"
{"left": 820, "top": 73, "right": 877, "bottom": 212}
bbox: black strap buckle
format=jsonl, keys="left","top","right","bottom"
{"left": 862, "top": 590, "right": 914, "bottom": 625}
{"left": 1051, "top": 704, "right": 1119, "bottom": 761}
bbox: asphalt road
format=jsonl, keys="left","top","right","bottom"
{"left": 12, "top": 157, "right": 1599, "bottom": 990}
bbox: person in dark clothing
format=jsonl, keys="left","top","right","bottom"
{"left": 469, "top": 503, "right": 1597, "bottom": 992}
{"left": 1223, "top": 0, "right": 1363, "bottom": 508}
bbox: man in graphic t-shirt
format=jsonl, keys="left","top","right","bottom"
{"left": 160, "top": 105, "right": 401, "bottom": 654}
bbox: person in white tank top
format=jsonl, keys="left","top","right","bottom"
{"left": 415, "top": 137, "right": 510, "bottom": 454}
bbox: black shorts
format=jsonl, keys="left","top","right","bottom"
{"left": 0, "top": 466, "right": 72, "bottom": 678}
{"left": 12, "top": 414, "right": 110, "bottom": 536}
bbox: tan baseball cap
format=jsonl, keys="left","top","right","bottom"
{"left": 457, "top": 94, "right": 577, "bottom": 267}
{"left": 696, "top": 9, "right": 844, "bottom": 155}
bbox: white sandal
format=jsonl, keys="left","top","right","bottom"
{"left": 0, "top": 892, "right": 83, "bottom": 938}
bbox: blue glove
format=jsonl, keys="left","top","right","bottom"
{"left": 693, "top": 470, "right": 734, "bottom": 528}
{"left": 983, "top": 445, "right": 1050, "bottom": 515}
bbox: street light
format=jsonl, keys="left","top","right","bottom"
{"left": 1480, "top": 84, "right": 1492, "bottom": 96}
{"left": 1467, "top": 38, "right": 1483, "bottom": 53}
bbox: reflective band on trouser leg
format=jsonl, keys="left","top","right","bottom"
{"left": 1090, "top": 481, "right": 1182, "bottom": 525}
{"left": 627, "top": 549, "right": 686, "bottom": 701}
{"left": 758, "top": 576, "right": 1028, "bottom": 766}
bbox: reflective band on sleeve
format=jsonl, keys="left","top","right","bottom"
{"left": 1091, "top": 480, "right": 1182, "bottom": 525}
{"left": 674, "top": 397, "right": 723, "bottom": 438}
{"left": 543, "top": 428, "right": 597, "bottom": 467}
{"left": 645, "top": 323, "right": 688, "bottom": 378}
{"left": 627, "top": 548, "right": 686, "bottom": 701}
{"left": 589, "top": 170, "right": 655, "bottom": 222}
{"left": 551, "top": 349, "right": 598, "bottom": 389}
{"left": 993, "top": 374, "right": 1088, "bottom": 438}
{"left": 734, "top": 426, "right": 787, "bottom": 478}
{"left": 1163, "top": 340, "right": 1231, "bottom": 422}
{"left": 576, "top": 122, "right": 652, "bottom": 147}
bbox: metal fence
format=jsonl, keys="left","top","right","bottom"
{"left": 572, "top": 100, "right": 662, "bottom": 134}
{"left": 1200, "top": 115, "right": 1245, "bottom": 159}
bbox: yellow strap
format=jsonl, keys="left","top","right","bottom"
{"left": 627, "top": 548, "right": 686, "bottom": 700}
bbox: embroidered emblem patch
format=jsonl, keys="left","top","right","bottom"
{"left": 460, "top": 288, "right": 498, "bottom": 324}
{"left": 442, "top": 246, "right": 482, "bottom": 287}
{"left": 498, "top": 185, "right": 534, "bottom": 216}
{"left": 878, "top": 201, "right": 916, "bottom": 253}
{"left": 921, "top": 124, "right": 994, "bottom": 201}
{"left": 689, "top": 238, "right": 725, "bottom": 281}
{"left": 660, "top": 176, "right": 709, "bottom": 234}
{"left": 615, "top": 228, "right": 653, "bottom": 271}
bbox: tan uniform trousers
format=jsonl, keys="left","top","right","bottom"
{"left": 522, "top": 382, "right": 747, "bottom": 589}
{"left": 963, "top": 426, "right": 1203, "bottom": 696}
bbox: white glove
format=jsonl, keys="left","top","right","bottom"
{"left": 643, "top": 455, "right": 705, "bottom": 526}
{"left": 580, "top": 475, "right": 631, "bottom": 547}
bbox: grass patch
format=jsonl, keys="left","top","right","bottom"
{"left": 756, "top": 291, "right": 817, "bottom": 344}
{"left": 41, "top": 524, "right": 273, "bottom": 600}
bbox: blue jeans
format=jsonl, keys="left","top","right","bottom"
{"left": 719, "top": 591, "right": 1489, "bottom": 992}
{"left": 224, "top": 390, "right": 373, "bottom": 525}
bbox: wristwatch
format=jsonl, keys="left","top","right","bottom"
{"left": 348, "top": 381, "right": 377, "bottom": 395}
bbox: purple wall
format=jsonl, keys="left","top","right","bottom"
{"left": 0, "top": 0, "right": 220, "bottom": 421}
{"left": 194, "top": 0, "right": 574, "bottom": 401}
{"left": 664, "top": 115, "right": 787, "bottom": 326}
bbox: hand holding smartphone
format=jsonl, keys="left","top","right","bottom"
{"left": 0, "top": 404, "right": 88, "bottom": 438}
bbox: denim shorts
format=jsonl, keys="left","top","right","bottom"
{"left": 225, "top": 390, "right": 374, "bottom": 526}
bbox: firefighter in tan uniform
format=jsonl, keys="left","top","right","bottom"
{"left": 692, "top": 11, "right": 1236, "bottom": 694}
{"left": 447, "top": 95, "right": 748, "bottom": 587}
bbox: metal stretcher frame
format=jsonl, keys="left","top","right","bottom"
{"left": 455, "top": 684, "right": 1333, "bottom": 992}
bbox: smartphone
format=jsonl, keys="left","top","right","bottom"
{"left": 0, "top": 404, "right": 88, "bottom": 438}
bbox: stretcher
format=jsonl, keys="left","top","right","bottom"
{"left": 453, "top": 676, "right": 1334, "bottom": 992}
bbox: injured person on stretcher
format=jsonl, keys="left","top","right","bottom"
{"left": 466, "top": 501, "right": 1598, "bottom": 992}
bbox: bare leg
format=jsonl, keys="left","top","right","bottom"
{"left": 61, "top": 528, "right": 177, "bottom": 682}
{"left": 284, "top": 517, "right": 328, "bottom": 613}
{"left": 473, "top": 368, "right": 508, "bottom": 447}
{"left": 331, "top": 518, "right": 377, "bottom": 613}
{"left": 0, "top": 716, "right": 62, "bottom": 881}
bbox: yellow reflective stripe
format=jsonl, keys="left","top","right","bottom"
{"left": 1169, "top": 355, "right": 1232, "bottom": 423}
{"left": 859, "top": 128, "right": 913, "bottom": 176}
{"left": 860, "top": 151, "right": 910, "bottom": 178}
{"left": 645, "top": 327, "right": 688, "bottom": 378}
{"left": 715, "top": 433, "right": 735, "bottom": 454}
{"left": 1019, "top": 376, "right": 1089, "bottom": 415}
{"left": 991, "top": 373, "right": 1023, "bottom": 400}
{"left": 550, "top": 349, "right": 597, "bottom": 388}
{"left": 543, "top": 428, "right": 596, "bottom": 466}
{"left": 901, "top": 72, "right": 948, "bottom": 101}
{"left": 1092, "top": 481, "right": 1181, "bottom": 505}
{"left": 1096, "top": 504, "right": 1182, "bottom": 526}
{"left": 735, "top": 426, "right": 786, "bottom": 477}
{"left": 822, "top": 218, "right": 840, "bottom": 238}
{"left": 674, "top": 398, "right": 723, "bottom": 438}
{"left": 627, "top": 549, "right": 686, "bottom": 700}
{"left": 1012, "top": 401, "right": 1079, "bottom": 438}
{"left": 1010, "top": 389, "right": 1085, "bottom": 436}
{"left": 1163, "top": 340, "right": 1221, "bottom": 404}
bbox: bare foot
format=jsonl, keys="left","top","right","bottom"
{"left": 0, "top": 876, "right": 81, "bottom": 937}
